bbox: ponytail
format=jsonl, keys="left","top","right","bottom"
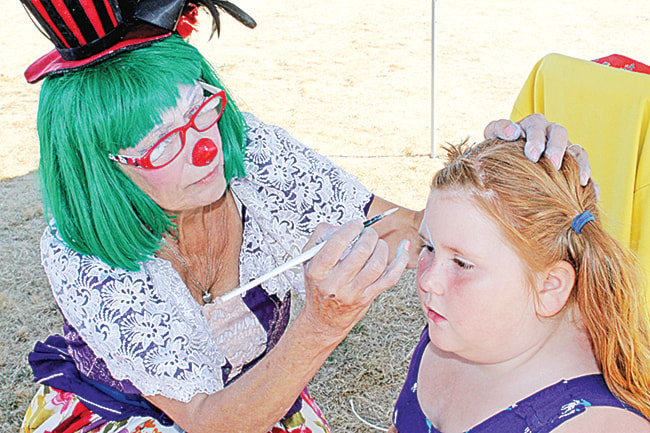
{"left": 570, "top": 217, "right": 650, "bottom": 416}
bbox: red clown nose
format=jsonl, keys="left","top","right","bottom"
{"left": 192, "top": 138, "right": 219, "bottom": 167}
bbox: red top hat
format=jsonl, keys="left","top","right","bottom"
{"left": 22, "top": 0, "right": 256, "bottom": 83}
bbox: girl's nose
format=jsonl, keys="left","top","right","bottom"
{"left": 192, "top": 138, "right": 219, "bottom": 166}
{"left": 417, "top": 255, "right": 444, "bottom": 295}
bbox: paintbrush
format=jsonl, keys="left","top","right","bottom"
{"left": 219, "top": 207, "right": 399, "bottom": 302}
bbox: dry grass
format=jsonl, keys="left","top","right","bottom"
{"left": 0, "top": 173, "right": 62, "bottom": 431}
{"left": 301, "top": 272, "right": 425, "bottom": 431}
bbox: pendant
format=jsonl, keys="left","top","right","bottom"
{"left": 202, "top": 291, "right": 213, "bottom": 304}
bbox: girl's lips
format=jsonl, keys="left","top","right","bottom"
{"left": 427, "top": 307, "right": 446, "bottom": 323}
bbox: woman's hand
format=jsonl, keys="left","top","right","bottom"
{"left": 484, "top": 113, "right": 592, "bottom": 186}
{"left": 300, "top": 221, "right": 410, "bottom": 341}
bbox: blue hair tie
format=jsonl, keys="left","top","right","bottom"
{"left": 571, "top": 210, "right": 595, "bottom": 234}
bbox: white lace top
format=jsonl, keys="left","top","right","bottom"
{"left": 41, "top": 113, "right": 372, "bottom": 402}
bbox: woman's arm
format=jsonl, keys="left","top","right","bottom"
{"left": 146, "top": 312, "right": 340, "bottom": 433}
{"left": 146, "top": 221, "right": 410, "bottom": 433}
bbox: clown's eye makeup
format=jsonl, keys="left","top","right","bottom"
{"left": 132, "top": 140, "right": 156, "bottom": 157}
{"left": 135, "top": 127, "right": 170, "bottom": 156}
{"left": 186, "top": 86, "right": 205, "bottom": 114}
{"left": 186, "top": 97, "right": 204, "bottom": 118}
{"left": 148, "top": 135, "right": 176, "bottom": 162}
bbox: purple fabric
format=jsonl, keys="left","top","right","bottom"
{"left": 392, "top": 327, "right": 432, "bottom": 433}
{"left": 392, "top": 326, "right": 645, "bottom": 433}
{"left": 244, "top": 289, "right": 292, "bottom": 353}
{"left": 29, "top": 334, "right": 173, "bottom": 424}
{"left": 63, "top": 321, "right": 140, "bottom": 395}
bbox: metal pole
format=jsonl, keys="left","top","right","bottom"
{"left": 430, "top": 0, "right": 436, "bottom": 158}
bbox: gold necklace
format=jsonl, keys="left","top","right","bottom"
{"left": 163, "top": 203, "right": 215, "bottom": 304}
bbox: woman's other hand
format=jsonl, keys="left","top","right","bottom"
{"left": 484, "top": 113, "right": 592, "bottom": 186}
{"left": 301, "top": 221, "right": 410, "bottom": 340}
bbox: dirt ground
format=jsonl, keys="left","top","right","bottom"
{"left": 2, "top": 0, "right": 649, "bottom": 431}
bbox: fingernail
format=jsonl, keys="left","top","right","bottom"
{"left": 549, "top": 154, "right": 561, "bottom": 169}
{"left": 525, "top": 146, "right": 541, "bottom": 162}
{"left": 581, "top": 172, "right": 590, "bottom": 186}
{"left": 399, "top": 239, "right": 411, "bottom": 252}
{"left": 506, "top": 123, "right": 522, "bottom": 139}
{"left": 317, "top": 226, "right": 339, "bottom": 243}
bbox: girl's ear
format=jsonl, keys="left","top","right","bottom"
{"left": 536, "top": 260, "right": 576, "bottom": 317}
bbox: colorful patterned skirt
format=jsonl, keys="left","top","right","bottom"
{"left": 22, "top": 385, "right": 331, "bottom": 433}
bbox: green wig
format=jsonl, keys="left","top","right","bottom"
{"left": 37, "top": 34, "right": 247, "bottom": 271}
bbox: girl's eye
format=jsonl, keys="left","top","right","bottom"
{"left": 453, "top": 258, "right": 473, "bottom": 270}
{"left": 419, "top": 243, "right": 434, "bottom": 257}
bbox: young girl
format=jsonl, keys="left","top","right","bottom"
{"left": 390, "top": 139, "right": 650, "bottom": 432}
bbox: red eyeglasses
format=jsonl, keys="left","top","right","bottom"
{"left": 109, "top": 82, "right": 227, "bottom": 169}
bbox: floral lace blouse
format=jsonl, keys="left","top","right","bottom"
{"left": 40, "top": 112, "right": 372, "bottom": 403}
